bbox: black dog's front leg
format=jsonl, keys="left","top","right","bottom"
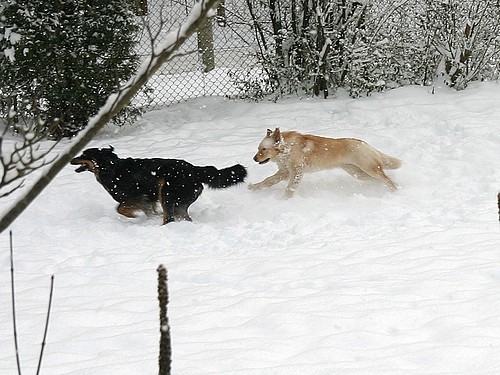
{"left": 117, "top": 202, "right": 138, "bottom": 218}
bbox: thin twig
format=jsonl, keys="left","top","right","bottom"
{"left": 497, "top": 192, "right": 500, "bottom": 222}
{"left": 9, "top": 230, "right": 23, "bottom": 375}
{"left": 36, "top": 274, "right": 55, "bottom": 375}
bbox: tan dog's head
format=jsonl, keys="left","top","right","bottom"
{"left": 253, "top": 128, "right": 283, "bottom": 164}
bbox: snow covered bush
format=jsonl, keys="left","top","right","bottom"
{"left": 422, "top": 0, "right": 500, "bottom": 90}
{"left": 244, "top": 0, "right": 419, "bottom": 98}
{"left": 239, "top": 0, "right": 500, "bottom": 99}
{"left": 246, "top": 0, "right": 365, "bottom": 98}
{"left": 0, "top": 0, "right": 141, "bottom": 139}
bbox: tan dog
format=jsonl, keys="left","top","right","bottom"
{"left": 249, "top": 128, "right": 401, "bottom": 198}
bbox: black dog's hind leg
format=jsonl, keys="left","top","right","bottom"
{"left": 172, "top": 183, "right": 203, "bottom": 221}
{"left": 163, "top": 203, "right": 177, "bottom": 224}
{"left": 158, "top": 179, "right": 186, "bottom": 224}
{"left": 158, "top": 179, "right": 174, "bottom": 225}
{"left": 173, "top": 204, "right": 193, "bottom": 221}
{"left": 158, "top": 179, "right": 204, "bottom": 224}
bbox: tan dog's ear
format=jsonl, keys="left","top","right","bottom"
{"left": 272, "top": 128, "right": 281, "bottom": 144}
{"left": 272, "top": 128, "right": 282, "bottom": 145}
{"left": 266, "top": 129, "right": 273, "bottom": 136}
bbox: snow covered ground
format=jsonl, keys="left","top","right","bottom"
{"left": 1, "top": 82, "right": 499, "bottom": 375}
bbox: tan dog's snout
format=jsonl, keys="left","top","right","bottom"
{"left": 253, "top": 151, "right": 271, "bottom": 165}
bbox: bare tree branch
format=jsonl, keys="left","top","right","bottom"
{"left": 0, "top": 100, "right": 59, "bottom": 198}
{"left": 0, "top": 0, "right": 223, "bottom": 234}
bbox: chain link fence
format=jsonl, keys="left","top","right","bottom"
{"left": 132, "top": 0, "right": 260, "bottom": 109}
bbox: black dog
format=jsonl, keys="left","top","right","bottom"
{"left": 70, "top": 146, "right": 247, "bottom": 224}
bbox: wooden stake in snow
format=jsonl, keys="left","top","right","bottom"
{"left": 158, "top": 265, "right": 171, "bottom": 375}
{"left": 498, "top": 193, "right": 500, "bottom": 222}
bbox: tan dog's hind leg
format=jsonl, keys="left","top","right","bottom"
{"left": 342, "top": 163, "right": 398, "bottom": 190}
{"left": 364, "top": 164, "right": 398, "bottom": 191}
{"left": 342, "top": 164, "right": 373, "bottom": 180}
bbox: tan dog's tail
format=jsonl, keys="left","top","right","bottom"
{"left": 380, "top": 153, "right": 402, "bottom": 169}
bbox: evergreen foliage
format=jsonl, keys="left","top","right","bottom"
{"left": 0, "top": 0, "right": 141, "bottom": 139}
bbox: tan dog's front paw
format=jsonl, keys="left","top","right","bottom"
{"left": 248, "top": 183, "right": 261, "bottom": 190}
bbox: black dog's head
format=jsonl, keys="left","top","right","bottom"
{"left": 70, "top": 146, "right": 118, "bottom": 174}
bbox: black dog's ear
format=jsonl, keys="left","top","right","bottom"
{"left": 102, "top": 145, "right": 114, "bottom": 153}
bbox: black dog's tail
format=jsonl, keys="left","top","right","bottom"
{"left": 194, "top": 164, "right": 247, "bottom": 189}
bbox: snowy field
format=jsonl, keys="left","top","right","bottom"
{"left": 1, "top": 82, "right": 500, "bottom": 375}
